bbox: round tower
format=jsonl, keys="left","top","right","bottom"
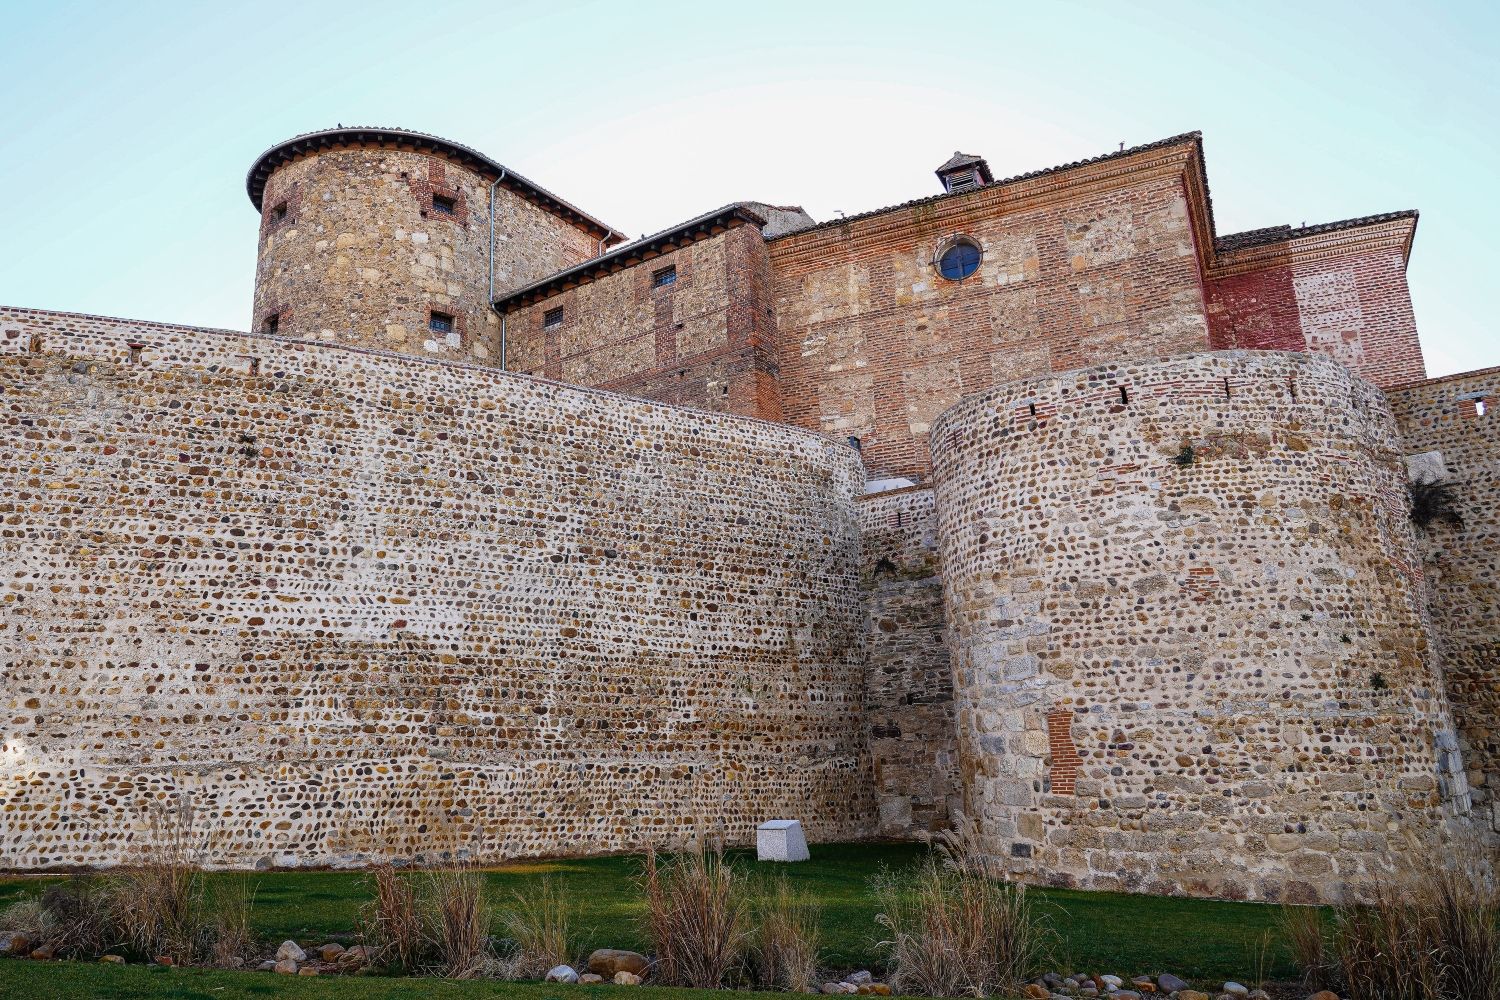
{"left": 247, "top": 127, "right": 616, "bottom": 364}
{"left": 930, "top": 350, "right": 1467, "bottom": 902}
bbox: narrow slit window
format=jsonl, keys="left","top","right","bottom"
{"left": 271, "top": 202, "right": 288, "bottom": 224}
{"left": 1119, "top": 386, "right": 1129, "bottom": 404}
{"left": 543, "top": 307, "right": 564, "bottom": 329}
{"left": 653, "top": 265, "right": 677, "bottom": 288}
{"left": 262, "top": 314, "right": 279, "bottom": 335}
{"left": 429, "top": 311, "right": 455, "bottom": 334}
{"left": 431, "top": 193, "right": 456, "bottom": 215}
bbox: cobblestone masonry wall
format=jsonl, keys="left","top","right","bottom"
{"left": 1390, "top": 368, "right": 1500, "bottom": 841}
{"left": 931, "top": 350, "right": 1467, "bottom": 902}
{"left": 252, "top": 145, "right": 600, "bottom": 366}
{"left": 0, "top": 306, "right": 874, "bottom": 869}
{"left": 857, "top": 487, "right": 959, "bottom": 836}
{"left": 504, "top": 225, "right": 783, "bottom": 421}
{"left": 769, "top": 162, "right": 1210, "bottom": 482}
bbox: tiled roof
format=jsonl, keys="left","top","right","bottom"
{"left": 773, "top": 131, "right": 1205, "bottom": 240}
{"left": 1214, "top": 210, "right": 1419, "bottom": 253}
{"left": 936, "top": 151, "right": 987, "bottom": 173}
{"left": 245, "top": 126, "right": 624, "bottom": 242}
{"left": 493, "top": 203, "right": 768, "bottom": 310}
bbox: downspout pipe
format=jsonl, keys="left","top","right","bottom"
{"left": 487, "top": 170, "right": 507, "bottom": 369}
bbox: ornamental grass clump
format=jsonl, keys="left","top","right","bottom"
{"left": 874, "top": 821, "right": 1052, "bottom": 997}
{"left": 1328, "top": 845, "right": 1498, "bottom": 1000}
{"left": 426, "top": 867, "right": 492, "bottom": 979}
{"left": 111, "top": 800, "right": 207, "bottom": 965}
{"left": 1277, "top": 903, "right": 1333, "bottom": 991}
{"left": 641, "top": 836, "right": 749, "bottom": 988}
{"left": 750, "top": 873, "right": 822, "bottom": 993}
{"left": 361, "top": 863, "right": 428, "bottom": 974}
{"left": 497, "top": 875, "right": 576, "bottom": 980}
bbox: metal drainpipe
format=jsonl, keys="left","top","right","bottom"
{"left": 488, "top": 169, "right": 507, "bottom": 369}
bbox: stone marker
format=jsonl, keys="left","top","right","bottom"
{"left": 756, "top": 819, "right": 810, "bottom": 862}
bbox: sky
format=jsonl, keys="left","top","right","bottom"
{"left": 1, "top": 0, "right": 1495, "bottom": 377}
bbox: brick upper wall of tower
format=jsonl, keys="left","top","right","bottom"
{"left": 1206, "top": 215, "right": 1424, "bottom": 390}
{"left": 502, "top": 223, "right": 784, "bottom": 421}
{"left": 767, "top": 143, "right": 1211, "bottom": 482}
{"left": 252, "top": 144, "right": 601, "bottom": 366}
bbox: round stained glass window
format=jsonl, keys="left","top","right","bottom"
{"left": 937, "top": 239, "right": 982, "bottom": 280}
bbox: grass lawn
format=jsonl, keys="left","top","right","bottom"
{"left": 0, "top": 842, "right": 1298, "bottom": 999}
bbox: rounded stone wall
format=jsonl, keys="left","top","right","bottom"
{"left": 248, "top": 129, "right": 606, "bottom": 366}
{"left": 930, "top": 350, "right": 1466, "bottom": 902}
{"left": 0, "top": 313, "right": 873, "bottom": 869}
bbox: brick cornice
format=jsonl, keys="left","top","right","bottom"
{"left": 1210, "top": 215, "right": 1418, "bottom": 279}
{"left": 769, "top": 141, "right": 1203, "bottom": 270}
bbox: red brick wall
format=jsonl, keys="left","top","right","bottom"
{"left": 503, "top": 223, "right": 781, "bottom": 420}
{"left": 1205, "top": 263, "right": 1303, "bottom": 353}
{"left": 768, "top": 173, "right": 1210, "bottom": 482}
{"left": 1207, "top": 245, "right": 1424, "bottom": 389}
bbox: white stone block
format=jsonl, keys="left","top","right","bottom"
{"left": 757, "top": 819, "right": 810, "bottom": 862}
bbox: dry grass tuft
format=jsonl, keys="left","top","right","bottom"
{"left": 1278, "top": 903, "right": 1332, "bottom": 990}
{"left": 1329, "top": 845, "right": 1498, "bottom": 1000}
{"left": 111, "top": 800, "right": 205, "bottom": 964}
{"left": 497, "top": 875, "right": 575, "bottom": 979}
{"left": 426, "top": 867, "right": 492, "bottom": 979}
{"left": 874, "top": 820, "right": 1052, "bottom": 997}
{"left": 206, "top": 878, "right": 258, "bottom": 968}
{"left": 641, "top": 836, "right": 749, "bottom": 988}
{"left": 39, "top": 876, "right": 117, "bottom": 958}
{"left": 751, "top": 874, "right": 822, "bottom": 993}
{"left": 361, "top": 863, "right": 427, "bottom": 974}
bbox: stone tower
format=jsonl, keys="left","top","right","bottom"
{"left": 931, "top": 351, "right": 1469, "bottom": 901}
{"left": 247, "top": 127, "right": 621, "bottom": 364}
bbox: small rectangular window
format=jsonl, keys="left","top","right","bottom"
{"left": 653, "top": 265, "right": 677, "bottom": 288}
{"left": 271, "top": 202, "right": 288, "bottom": 223}
{"left": 431, "top": 193, "right": 456, "bottom": 215}
{"left": 262, "top": 314, "right": 279, "bottom": 335}
{"left": 429, "top": 311, "right": 455, "bottom": 334}
{"left": 543, "top": 307, "right": 564, "bottom": 329}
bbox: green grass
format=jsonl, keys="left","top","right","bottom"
{"left": 0, "top": 842, "right": 1298, "bottom": 999}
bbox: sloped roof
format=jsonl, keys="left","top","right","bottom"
{"left": 494, "top": 203, "right": 768, "bottom": 310}
{"left": 1214, "top": 210, "right": 1419, "bottom": 253}
{"left": 245, "top": 126, "right": 623, "bottom": 242}
{"left": 776, "top": 131, "right": 1206, "bottom": 240}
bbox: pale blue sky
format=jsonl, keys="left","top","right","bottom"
{"left": 1, "top": 0, "right": 1494, "bottom": 376}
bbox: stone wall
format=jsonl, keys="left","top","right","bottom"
{"left": 931, "top": 350, "right": 1466, "bottom": 902}
{"left": 1389, "top": 367, "right": 1500, "bottom": 841}
{"left": 252, "top": 145, "right": 600, "bottom": 366}
{"left": 503, "top": 224, "right": 783, "bottom": 421}
{"left": 0, "top": 306, "right": 874, "bottom": 869}
{"left": 769, "top": 143, "right": 1210, "bottom": 482}
{"left": 858, "top": 487, "right": 958, "bottom": 836}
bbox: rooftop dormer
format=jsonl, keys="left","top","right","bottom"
{"left": 935, "top": 151, "right": 993, "bottom": 193}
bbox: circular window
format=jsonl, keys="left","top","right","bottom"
{"left": 936, "top": 238, "right": 982, "bottom": 281}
